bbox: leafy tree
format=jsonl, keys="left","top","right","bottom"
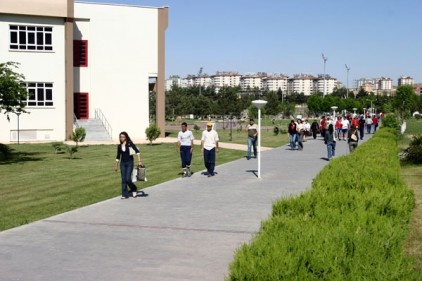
{"left": 393, "top": 85, "right": 417, "bottom": 119}
{"left": 70, "top": 127, "right": 86, "bottom": 147}
{"left": 0, "top": 62, "right": 28, "bottom": 120}
{"left": 307, "top": 95, "right": 323, "bottom": 115}
{"left": 217, "top": 86, "right": 241, "bottom": 116}
{"left": 264, "top": 91, "right": 280, "bottom": 115}
{"left": 332, "top": 87, "right": 348, "bottom": 99}
{"left": 355, "top": 88, "right": 369, "bottom": 99}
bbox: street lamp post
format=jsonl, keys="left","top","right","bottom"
{"left": 345, "top": 64, "right": 350, "bottom": 99}
{"left": 15, "top": 112, "right": 21, "bottom": 144}
{"left": 252, "top": 100, "right": 267, "bottom": 179}
{"left": 322, "top": 53, "right": 328, "bottom": 97}
{"left": 331, "top": 106, "right": 338, "bottom": 119}
{"left": 363, "top": 107, "right": 366, "bottom": 117}
{"left": 353, "top": 107, "right": 357, "bottom": 115}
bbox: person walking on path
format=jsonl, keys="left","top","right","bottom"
{"left": 366, "top": 115, "right": 373, "bottom": 134}
{"left": 324, "top": 124, "right": 336, "bottom": 161}
{"left": 320, "top": 116, "right": 327, "bottom": 138}
{"left": 372, "top": 115, "right": 379, "bottom": 132}
{"left": 358, "top": 115, "right": 365, "bottom": 140}
{"left": 288, "top": 119, "right": 297, "bottom": 150}
{"left": 310, "top": 119, "right": 320, "bottom": 140}
{"left": 341, "top": 116, "right": 350, "bottom": 141}
{"left": 335, "top": 116, "right": 342, "bottom": 141}
{"left": 177, "top": 122, "right": 194, "bottom": 177}
{"left": 246, "top": 118, "right": 258, "bottom": 160}
{"left": 201, "top": 122, "right": 219, "bottom": 177}
{"left": 303, "top": 119, "right": 311, "bottom": 141}
{"left": 348, "top": 125, "right": 359, "bottom": 153}
{"left": 115, "top": 131, "right": 142, "bottom": 199}
{"left": 296, "top": 119, "right": 305, "bottom": 150}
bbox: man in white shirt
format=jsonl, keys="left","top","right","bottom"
{"left": 177, "top": 122, "right": 194, "bottom": 177}
{"left": 246, "top": 119, "right": 258, "bottom": 160}
{"left": 201, "top": 122, "right": 219, "bottom": 177}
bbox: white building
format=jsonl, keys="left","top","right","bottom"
{"left": 240, "top": 74, "right": 264, "bottom": 91}
{"left": 288, "top": 74, "right": 316, "bottom": 96}
{"left": 378, "top": 77, "right": 392, "bottom": 90}
{"left": 0, "top": 0, "right": 168, "bottom": 143}
{"left": 211, "top": 72, "right": 241, "bottom": 89}
{"left": 398, "top": 76, "right": 414, "bottom": 86}
{"left": 262, "top": 74, "right": 288, "bottom": 92}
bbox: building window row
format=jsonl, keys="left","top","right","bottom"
{"left": 10, "top": 25, "right": 53, "bottom": 51}
{"left": 26, "top": 82, "right": 54, "bottom": 107}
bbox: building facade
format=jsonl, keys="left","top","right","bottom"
{"left": 398, "top": 76, "right": 414, "bottom": 86}
{"left": 0, "top": 0, "right": 168, "bottom": 143}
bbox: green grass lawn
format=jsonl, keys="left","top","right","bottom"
{"left": 0, "top": 143, "right": 244, "bottom": 231}
{"left": 401, "top": 118, "right": 422, "bottom": 271}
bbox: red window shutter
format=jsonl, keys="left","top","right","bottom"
{"left": 73, "top": 40, "right": 88, "bottom": 67}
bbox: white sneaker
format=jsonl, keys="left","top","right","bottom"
{"left": 132, "top": 192, "right": 137, "bottom": 198}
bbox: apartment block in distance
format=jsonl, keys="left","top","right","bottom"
{"left": 0, "top": 0, "right": 168, "bottom": 143}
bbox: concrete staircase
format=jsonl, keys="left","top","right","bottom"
{"left": 76, "top": 119, "right": 112, "bottom": 142}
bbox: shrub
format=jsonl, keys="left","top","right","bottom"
{"left": 0, "top": 143, "right": 12, "bottom": 160}
{"left": 403, "top": 134, "right": 422, "bottom": 164}
{"left": 145, "top": 124, "right": 161, "bottom": 145}
{"left": 70, "top": 127, "right": 86, "bottom": 147}
{"left": 227, "top": 128, "right": 420, "bottom": 280}
{"left": 382, "top": 113, "right": 400, "bottom": 130}
{"left": 193, "top": 124, "right": 200, "bottom": 132}
{"left": 51, "top": 142, "right": 67, "bottom": 154}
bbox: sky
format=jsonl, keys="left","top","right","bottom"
{"left": 86, "top": 0, "right": 422, "bottom": 86}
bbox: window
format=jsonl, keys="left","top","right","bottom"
{"left": 10, "top": 25, "right": 53, "bottom": 51}
{"left": 26, "top": 83, "right": 54, "bottom": 107}
{"left": 73, "top": 40, "right": 88, "bottom": 67}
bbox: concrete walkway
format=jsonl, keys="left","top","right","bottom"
{"left": 0, "top": 136, "right": 370, "bottom": 281}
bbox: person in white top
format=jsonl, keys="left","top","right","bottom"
{"left": 246, "top": 119, "right": 258, "bottom": 160}
{"left": 340, "top": 117, "right": 350, "bottom": 141}
{"left": 365, "top": 116, "right": 373, "bottom": 134}
{"left": 201, "top": 122, "right": 219, "bottom": 177}
{"left": 177, "top": 122, "right": 194, "bottom": 177}
{"left": 296, "top": 119, "right": 305, "bottom": 150}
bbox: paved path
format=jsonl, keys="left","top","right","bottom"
{"left": 0, "top": 136, "right": 370, "bottom": 281}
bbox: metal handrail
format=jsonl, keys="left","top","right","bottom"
{"left": 73, "top": 113, "right": 80, "bottom": 128}
{"left": 94, "top": 108, "right": 113, "bottom": 138}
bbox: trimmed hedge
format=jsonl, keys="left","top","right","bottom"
{"left": 227, "top": 128, "right": 421, "bottom": 280}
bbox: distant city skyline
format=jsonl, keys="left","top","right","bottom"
{"left": 87, "top": 0, "right": 422, "bottom": 85}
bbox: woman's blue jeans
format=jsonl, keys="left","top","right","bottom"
{"left": 289, "top": 134, "right": 297, "bottom": 150}
{"left": 327, "top": 141, "right": 336, "bottom": 159}
{"left": 120, "top": 160, "right": 137, "bottom": 198}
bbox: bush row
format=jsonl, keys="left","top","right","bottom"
{"left": 227, "top": 128, "right": 421, "bottom": 280}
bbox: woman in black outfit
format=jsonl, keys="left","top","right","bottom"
{"left": 114, "top": 131, "right": 142, "bottom": 199}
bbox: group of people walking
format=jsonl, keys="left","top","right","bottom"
{"left": 288, "top": 113, "right": 380, "bottom": 161}
{"left": 115, "top": 113, "right": 380, "bottom": 198}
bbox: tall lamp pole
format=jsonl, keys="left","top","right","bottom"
{"left": 345, "top": 64, "right": 350, "bottom": 99}
{"left": 322, "top": 53, "right": 328, "bottom": 97}
{"left": 252, "top": 100, "right": 267, "bottom": 179}
{"left": 16, "top": 112, "right": 21, "bottom": 144}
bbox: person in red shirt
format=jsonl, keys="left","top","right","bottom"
{"left": 351, "top": 116, "right": 359, "bottom": 129}
{"left": 320, "top": 116, "right": 327, "bottom": 138}
{"left": 335, "top": 116, "right": 342, "bottom": 141}
{"left": 372, "top": 115, "right": 379, "bottom": 132}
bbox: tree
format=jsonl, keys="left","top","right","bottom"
{"left": 217, "top": 86, "right": 241, "bottom": 116}
{"left": 264, "top": 91, "right": 280, "bottom": 115}
{"left": 145, "top": 124, "right": 161, "bottom": 145}
{"left": 394, "top": 85, "right": 417, "bottom": 119}
{"left": 0, "top": 62, "right": 28, "bottom": 120}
